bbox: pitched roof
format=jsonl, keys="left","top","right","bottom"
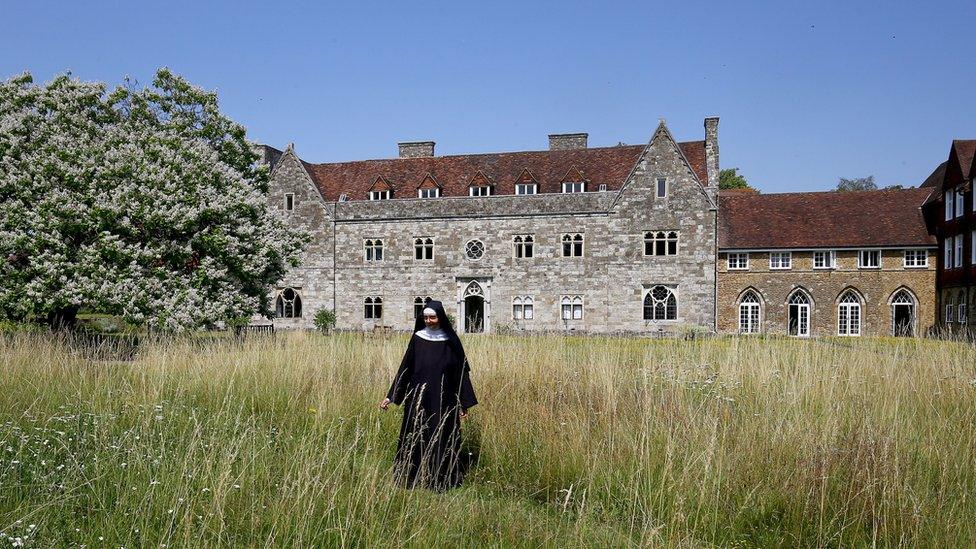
{"left": 718, "top": 188, "right": 936, "bottom": 249}
{"left": 298, "top": 141, "right": 707, "bottom": 201}
{"left": 953, "top": 140, "right": 976, "bottom": 181}
{"left": 920, "top": 161, "right": 947, "bottom": 188}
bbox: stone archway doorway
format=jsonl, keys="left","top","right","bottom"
{"left": 459, "top": 279, "right": 489, "bottom": 333}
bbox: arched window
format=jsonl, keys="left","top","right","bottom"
{"left": 512, "top": 296, "right": 534, "bottom": 320}
{"left": 413, "top": 295, "right": 432, "bottom": 318}
{"left": 513, "top": 235, "right": 535, "bottom": 258}
{"left": 364, "top": 296, "right": 383, "bottom": 320}
{"left": 364, "top": 239, "right": 384, "bottom": 261}
{"left": 561, "top": 295, "right": 583, "bottom": 320}
{"left": 643, "top": 231, "right": 679, "bottom": 256}
{"left": 838, "top": 290, "right": 861, "bottom": 336}
{"left": 562, "top": 233, "right": 584, "bottom": 257}
{"left": 275, "top": 287, "right": 302, "bottom": 319}
{"left": 738, "top": 291, "right": 761, "bottom": 334}
{"left": 890, "top": 289, "right": 915, "bottom": 337}
{"left": 414, "top": 238, "right": 434, "bottom": 260}
{"left": 787, "top": 290, "right": 810, "bottom": 337}
{"left": 643, "top": 285, "right": 677, "bottom": 321}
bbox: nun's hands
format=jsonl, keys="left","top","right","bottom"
{"left": 460, "top": 408, "right": 468, "bottom": 420}
{"left": 379, "top": 398, "right": 391, "bottom": 410}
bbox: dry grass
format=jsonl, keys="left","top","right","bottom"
{"left": 0, "top": 331, "right": 974, "bottom": 547}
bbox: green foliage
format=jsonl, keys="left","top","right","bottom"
{"left": 0, "top": 69, "right": 309, "bottom": 331}
{"left": 313, "top": 309, "right": 337, "bottom": 332}
{"left": 719, "top": 167, "right": 751, "bottom": 190}
{"left": 836, "top": 175, "right": 877, "bottom": 192}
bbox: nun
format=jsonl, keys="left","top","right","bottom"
{"left": 379, "top": 300, "right": 478, "bottom": 490}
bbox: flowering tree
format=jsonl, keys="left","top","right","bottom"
{"left": 0, "top": 69, "right": 308, "bottom": 331}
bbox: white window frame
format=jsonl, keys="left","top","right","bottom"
{"left": 738, "top": 291, "right": 761, "bottom": 334}
{"left": 418, "top": 187, "right": 440, "bottom": 199}
{"left": 561, "top": 181, "right": 585, "bottom": 193}
{"left": 464, "top": 239, "right": 485, "bottom": 261}
{"left": 469, "top": 185, "right": 492, "bottom": 197}
{"left": 903, "top": 249, "right": 928, "bottom": 268}
{"left": 945, "top": 238, "right": 954, "bottom": 269}
{"left": 955, "top": 188, "right": 965, "bottom": 218}
{"left": 369, "top": 189, "right": 391, "bottom": 200}
{"left": 959, "top": 303, "right": 968, "bottom": 324}
{"left": 364, "top": 239, "right": 384, "bottom": 262}
{"left": 655, "top": 177, "right": 668, "bottom": 198}
{"left": 284, "top": 193, "right": 295, "bottom": 211}
{"left": 813, "top": 250, "right": 836, "bottom": 269}
{"left": 769, "top": 251, "right": 792, "bottom": 270}
{"left": 837, "top": 292, "right": 862, "bottom": 337}
{"left": 727, "top": 252, "right": 749, "bottom": 270}
{"left": 945, "top": 190, "right": 954, "bottom": 221}
{"left": 598, "top": 183, "right": 608, "bottom": 191}
{"left": 972, "top": 230, "right": 976, "bottom": 265}
{"left": 955, "top": 235, "right": 964, "bottom": 268}
{"left": 515, "top": 183, "right": 537, "bottom": 195}
{"left": 858, "top": 249, "right": 881, "bottom": 269}
{"left": 560, "top": 295, "right": 584, "bottom": 320}
{"left": 946, "top": 304, "right": 954, "bottom": 324}
{"left": 787, "top": 291, "right": 811, "bottom": 337}
{"left": 512, "top": 296, "right": 534, "bottom": 320}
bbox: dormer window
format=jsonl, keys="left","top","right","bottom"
{"left": 515, "top": 183, "right": 537, "bottom": 195}
{"left": 338, "top": 194, "right": 349, "bottom": 202}
{"left": 369, "top": 190, "right": 391, "bottom": 200}
{"left": 598, "top": 184, "right": 608, "bottom": 191}
{"left": 562, "top": 182, "right": 585, "bottom": 193}
{"left": 418, "top": 187, "right": 440, "bottom": 199}
{"left": 469, "top": 185, "right": 493, "bottom": 197}
{"left": 955, "top": 188, "right": 965, "bottom": 217}
{"left": 945, "top": 190, "right": 955, "bottom": 221}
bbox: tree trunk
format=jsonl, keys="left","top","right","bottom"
{"left": 46, "top": 306, "right": 80, "bottom": 331}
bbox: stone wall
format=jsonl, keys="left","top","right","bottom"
{"left": 717, "top": 250, "right": 937, "bottom": 336}
{"left": 265, "top": 123, "right": 718, "bottom": 334}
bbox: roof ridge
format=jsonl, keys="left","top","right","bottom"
{"left": 297, "top": 141, "right": 704, "bottom": 167}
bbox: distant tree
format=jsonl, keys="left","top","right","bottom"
{"left": 0, "top": 69, "right": 309, "bottom": 331}
{"left": 719, "top": 167, "right": 751, "bottom": 190}
{"left": 836, "top": 175, "right": 877, "bottom": 192}
{"left": 882, "top": 184, "right": 905, "bottom": 190}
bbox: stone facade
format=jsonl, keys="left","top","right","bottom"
{"left": 263, "top": 121, "right": 718, "bottom": 334}
{"left": 717, "top": 250, "right": 937, "bottom": 337}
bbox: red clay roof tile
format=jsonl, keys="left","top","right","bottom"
{"left": 298, "top": 141, "right": 707, "bottom": 201}
{"left": 718, "top": 188, "right": 936, "bottom": 249}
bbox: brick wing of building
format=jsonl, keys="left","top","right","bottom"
{"left": 718, "top": 188, "right": 937, "bottom": 337}
{"left": 920, "top": 140, "right": 975, "bottom": 335}
{"left": 261, "top": 119, "right": 720, "bottom": 334}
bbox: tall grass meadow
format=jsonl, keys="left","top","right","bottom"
{"left": 0, "top": 330, "right": 974, "bottom": 546}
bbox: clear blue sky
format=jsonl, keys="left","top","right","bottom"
{"left": 3, "top": 1, "right": 974, "bottom": 193}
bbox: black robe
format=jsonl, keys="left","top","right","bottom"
{"left": 386, "top": 330, "right": 477, "bottom": 490}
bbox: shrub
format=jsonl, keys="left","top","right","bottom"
{"left": 314, "top": 309, "right": 337, "bottom": 333}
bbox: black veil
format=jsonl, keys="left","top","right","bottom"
{"left": 413, "top": 300, "right": 465, "bottom": 362}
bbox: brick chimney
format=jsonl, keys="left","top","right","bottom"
{"left": 398, "top": 141, "right": 435, "bottom": 158}
{"left": 704, "top": 117, "right": 719, "bottom": 190}
{"left": 548, "top": 133, "right": 588, "bottom": 151}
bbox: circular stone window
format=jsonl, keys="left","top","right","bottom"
{"left": 465, "top": 239, "right": 485, "bottom": 260}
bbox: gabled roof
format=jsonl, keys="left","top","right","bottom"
{"left": 718, "top": 188, "right": 936, "bottom": 250}
{"left": 952, "top": 140, "right": 976, "bottom": 181}
{"left": 920, "top": 161, "right": 947, "bottom": 189}
{"left": 298, "top": 141, "right": 708, "bottom": 201}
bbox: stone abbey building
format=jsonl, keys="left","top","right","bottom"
{"left": 261, "top": 119, "right": 719, "bottom": 334}
{"left": 258, "top": 118, "right": 951, "bottom": 337}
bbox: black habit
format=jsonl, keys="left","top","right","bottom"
{"left": 386, "top": 300, "right": 477, "bottom": 490}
